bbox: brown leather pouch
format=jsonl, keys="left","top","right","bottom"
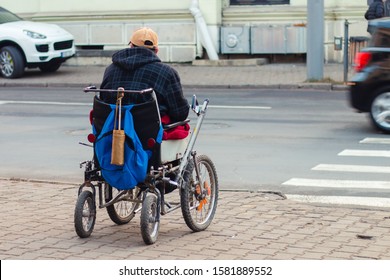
{"left": 110, "top": 88, "right": 125, "bottom": 166}
{"left": 111, "top": 129, "right": 125, "bottom": 165}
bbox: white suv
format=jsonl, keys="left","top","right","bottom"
{"left": 0, "top": 7, "right": 75, "bottom": 78}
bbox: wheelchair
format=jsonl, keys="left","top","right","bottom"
{"left": 74, "top": 86, "right": 218, "bottom": 245}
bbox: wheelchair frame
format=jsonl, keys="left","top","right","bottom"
{"left": 74, "top": 86, "right": 218, "bottom": 245}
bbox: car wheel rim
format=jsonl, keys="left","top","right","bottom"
{"left": 0, "top": 50, "right": 14, "bottom": 77}
{"left": 372, "top": 92, "right": 390, "bottom": 129}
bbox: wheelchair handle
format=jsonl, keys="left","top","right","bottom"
{"left": 83, "top": 86, "right": 154, "bottom": 95}
{"left": 192, "top": 95, "right": 209, "bottom": 116}
{"left": 202, "top": 99, "right": 209, "bottom": 112}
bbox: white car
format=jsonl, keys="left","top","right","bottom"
{"left": 0, "top": 7, "right": 75, "bottom": 78}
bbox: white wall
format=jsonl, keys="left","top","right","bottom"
{"left": 1, "top": 0, "right": 372, "bottom": 62}
{"left": 1, "top": 0, "right": 192, "bottom": 13}
{"left": 292, "top": 0, "right": 366, "bottom": 6}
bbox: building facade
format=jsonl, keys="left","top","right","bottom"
{"left": 1, "top": 0, "right": 369, "bottom": 63}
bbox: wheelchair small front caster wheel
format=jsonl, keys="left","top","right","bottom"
{"left": 140, "top": 193, "right": 160, "bottom": 245}
{"left": 74, "top": 190, "right": 96, "bottom": 238}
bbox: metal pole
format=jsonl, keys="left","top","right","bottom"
{"left": 343, "top": 19, "right": 349, "bottom": 83}
{"left": 307, "top": 0, "right": 324, "bottom": 80}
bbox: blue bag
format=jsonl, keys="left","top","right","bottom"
{"left": 94, "top": 103, "right": 161, "bottom": 190}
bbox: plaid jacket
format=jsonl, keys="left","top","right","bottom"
{"left": 100, "top": 47, "right": 189, "bottom": 122}
{"left": 365, "top": 0, "right": 384, "bottom": 20}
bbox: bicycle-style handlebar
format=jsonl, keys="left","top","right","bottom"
{"left": 83, "top": 86, "right": 154, "bottom": 95}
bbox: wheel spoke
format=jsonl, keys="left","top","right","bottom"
{"left": 1, "top": 52, "right": 13, "bottom": 76}
{"left": 74, "top": 191, "right": 96, "bottom": 238}
{"left": 106, "top": 185, "right": 139, "bottom": 224}
{"left": 0, "top": 51, "right": 14, "bottom": 76}
{"left": 181, "top": 155, "right": 218, "bottom": 232}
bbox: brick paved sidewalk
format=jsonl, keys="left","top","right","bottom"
{"left": 1, "top": 178, "right": 389, "bottom": 260}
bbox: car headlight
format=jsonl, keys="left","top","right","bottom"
{"left": 23, "top": 30, "right": 47, "bottom": 39}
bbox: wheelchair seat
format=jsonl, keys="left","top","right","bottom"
{"left": 161, "top": 138, "right": 189, "bottom": 164}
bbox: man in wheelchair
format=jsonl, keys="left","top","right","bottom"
{"left": 77, "top": 32, "right": 217, "bottom": 243}
{"left": 100, "top": 27, "right": 189, "bottom": 124}
{"left": 96, "top": 27, "right": 191, "bottom": 194}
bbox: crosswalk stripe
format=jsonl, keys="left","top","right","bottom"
{"left": 312, "top": 164, "right": 390, "bottom": 174}
{"left": 282, "top": 178, "right": 390, "bottom": 189}
{"left": 338, "top": 149, "right": 390, "bottom": 158}
{"left": 360, "top": 137, "right": 390, "bottom": 145}
{"left": 209, "top": 105, "right": 271, "bottom": 110}
{"left": 284, "top": 138, "right": 390, "bottom": 207}
{"left": 286, "top": 194, "right": 390, "bottom": 208}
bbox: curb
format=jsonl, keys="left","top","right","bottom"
{"left": 0, "top": 81, "right": 349, "bottom": 91}
{"left": 192, "top": 58, "right": 268, "bottom": 66}
{"left": 0, "top": 177, "right": 286, "bottom": 199}
{"left": 0, "top": 177, "right": 79, "bottom": 187}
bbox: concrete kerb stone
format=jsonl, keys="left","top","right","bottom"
{"left": 0, "top": 81, "right": 348, "bottom": 90}
{"left": 0, "top": 54, "right": 351, "bottom": 90}
{"left": 0, "top": 82, "right": 91, "bottom": 88}
{"left": 332, "top": 84, "right": 350, "bottom": 91}
{"left": 192, "top": 58, "right": 268, "bottom": 67}
{"left": 296, "top": 83, "right": 333, "bottom": 91}
{"left": 0, "top": 177, "right": 79, "bottom": 187}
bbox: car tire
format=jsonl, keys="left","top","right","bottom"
{"left": 370, "top": 88, "right": 390, "bottom": 133}
{"left": 0, "top": 46, "right": 25, "bottom": 79}
{"left": 39, "top": 61, "right": 62, "bottom": 73}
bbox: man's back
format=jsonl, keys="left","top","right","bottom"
{"left": 100, "top": 47, "right": 189, "bottom": 122}
{"left": 365, "top": 0, "right": 385, "bottom": 20}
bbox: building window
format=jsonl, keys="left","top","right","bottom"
{"left": 230, "top": 0, "right": 290, "bottom": 5}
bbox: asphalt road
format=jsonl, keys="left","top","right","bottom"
{"left": 1, "top": 87, "right": 389, "bottom": 205}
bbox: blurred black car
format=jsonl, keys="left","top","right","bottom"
{"left": 349, "top": 18, "right": 390, "bottom": 133}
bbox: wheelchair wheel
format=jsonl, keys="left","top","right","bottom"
{"left": 105, "top": 184, "right": 140, "bottom": 225}
{"left": 74, "top": 190, "right": 96, "bottom": 238}
{"left": 140, "top": 193, "right": 160, "bottom": 245}
{"left": 181, "top": 154, "right": 218, "bottom": 232}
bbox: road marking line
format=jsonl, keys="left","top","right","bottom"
{"left": 312, "top": 164, "right": 390, "bottom": 174}
{"left": 360, "top": 137, "right": 390, "bottom": 145}
{"left": 0, "top": 100, "right": 271, "bottom": 110}
{"left": 0, "top": 100, "right": 90, "bottom": 106}
{"left": 286, "top": 194, "right": 390, "bottom": 208}
{"left": 209, "top": 105, "right": 271, "bottom": 110}
{"left": 282, "top": 178, "right": 390, "bottom": 189}
{"left": 338, "top": 149, "right": 390, "bottom": 158}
